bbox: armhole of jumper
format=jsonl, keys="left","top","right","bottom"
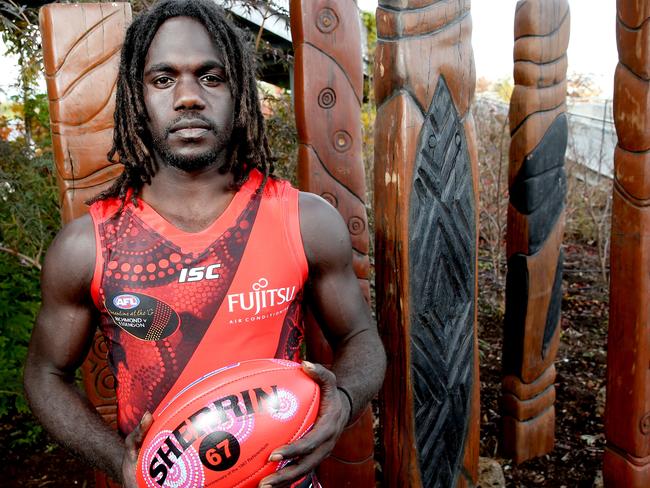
{"left": 88, "top": 206, "right": 105, "bottom": 311}
{"left": 282, "top": 185, "right": 309, "bottom": 286}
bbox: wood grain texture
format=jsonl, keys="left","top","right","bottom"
{"left": 289, "top": 1, "right": 375, "bottom": 485}
{"left": 40, "top": 5, "right": 130, "bottom": 487}
{"left": 40, "top": 3, "right": 129, "bottom": 223}
{"left": 604, "top": 2, "right": 650, "bottom": 485}
{"left": 374, "top": 1, "right": 479, "bottom": 486}
{"left": 501, "top": 0, "right": 569, "bottom": 464}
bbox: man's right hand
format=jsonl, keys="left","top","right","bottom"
{"left": 121, "top": 412, "right": 153, "bottom": 487}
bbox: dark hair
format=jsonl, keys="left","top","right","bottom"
{"left": 89, "top": 0, "right": 273, "bottom": 208}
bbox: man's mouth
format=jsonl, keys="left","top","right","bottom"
{"left": 173, "top": 127, "right": 209, "bottom": 138}
{"left": 168, "top": 118, "right": 213, "bottom": 139}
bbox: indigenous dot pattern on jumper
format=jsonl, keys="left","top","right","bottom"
{"left": 97, "top": 194, "right": 261, "bottom": 434}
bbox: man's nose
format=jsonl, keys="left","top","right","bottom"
{"left": 174, "top": 76, "right": 206, "bottom": 110}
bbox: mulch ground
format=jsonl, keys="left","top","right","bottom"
{"left": 0, "top": 422, "right": 95, "bottom": 487}
{"left": 1, "top": 243, "right": 608, "bottom": 487}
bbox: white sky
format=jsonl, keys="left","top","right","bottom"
{"left": 0, "top": 0, "right": 618, "bottom": 101}
{"left": 359, "top": 0, "right": 617, "bottom": 98}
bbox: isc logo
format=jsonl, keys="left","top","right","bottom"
{"left": 178, "top": 263, "right": 222, "bottom": 283}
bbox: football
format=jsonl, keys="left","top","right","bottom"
{"left": 136, "top": 359, "right": 320, "bottom": 487}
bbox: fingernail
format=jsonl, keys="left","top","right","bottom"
{"left": 260, "top": 485, "right": 272, "bottom": 488}
{"left": 302, "top": 360, "right": 314, "bottom": 370}
{"left": 268, "top": 453, "right": 283, "bottom": 462}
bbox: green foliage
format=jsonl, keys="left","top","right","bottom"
{"left": 0, "top": 139, "right": 59, "bottom": 445}
{"left": 0, "top": 4, "right": 56, "bottom": 450}
{"left": 0, "top": 252, "right": 40, "bottom": 416}
{"left": 0, "top": 1, "right": 43, "bottom": 147}
{"left": 361, "top": 11, "right": 377, "bottom": 56}
{"left": 3, "top": 92, "right": 51, "bottom": 148}
{"left": 493, "top": 77, "right": 514, "bottom": 103}
{"left": 261, "top": 87, "right": 298, "bottom": 185}
{"left": 0, "top": 142, "right": 59, "bottom": 261}
{"left": 361, "top": 95, "right": 375, "bottom": 238}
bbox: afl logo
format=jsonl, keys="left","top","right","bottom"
{"left": 113, "top": 294, "right": 140, "bottom": 310}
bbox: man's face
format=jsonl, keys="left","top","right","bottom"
{"left": 143, "top": 16, "right": 234, "bottom": 172}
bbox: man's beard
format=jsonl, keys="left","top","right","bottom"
{"left": 151, "top": 114, "right": 233, "bottom": 172}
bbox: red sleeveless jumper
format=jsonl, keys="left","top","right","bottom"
{"left": 89, "top": 170, "right": 309, "bottom": 436}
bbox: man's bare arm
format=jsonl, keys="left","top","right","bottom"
{"left": 23, "top": 214, "right": 146, "bottom": 485}
{"left": 299, "top": 192, "right": 386, "bottom": 419}
{"left": 259, "top": 192, "right": 386, "bottom": 487}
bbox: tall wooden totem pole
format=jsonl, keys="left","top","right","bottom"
{"left": 290, "top": 1, "right": 375, "bottom": 486}
{"left": 374, "top": 1, "right": 480, "bottom": 486}
{"left": 501, "top": 0, "right": 569, "bottom": 464}
{"left": 604, "top": 1, "right": 650, "bottom": 486}
{"left": 40, "top": 4, "right": 131, "bottom": 487}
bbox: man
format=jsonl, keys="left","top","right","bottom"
{"left": 23, "top": 1, "right": 386, "bottom": 487}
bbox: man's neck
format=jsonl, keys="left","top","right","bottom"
{"left": 140, "top": 163, "right": 238, "bottom": 233}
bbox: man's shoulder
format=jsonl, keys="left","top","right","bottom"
{"left": 298, "top": 191, "right": 340, "bottom": 221}
{"left": 298, "top": 192, "right": 352, "bottom": 268}
{"left": 42, "top": 213, "right": 96, "bottom": 292}
{"left": 54, "top": 213, "right": 95, "bottom": 250}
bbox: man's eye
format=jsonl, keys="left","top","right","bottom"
{"left": 153, "top": 76, "right": 173, "bottom": 87}
{"left": 201, "top": 74, "right": 224, "bottom": 85}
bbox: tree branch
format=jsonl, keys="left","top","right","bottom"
{"left": 0, "top": 245, "right": 41, "bottom": 270}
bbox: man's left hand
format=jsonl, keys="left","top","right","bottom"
{"left": 258, "top": 360, "right": 350, "bottom": 488}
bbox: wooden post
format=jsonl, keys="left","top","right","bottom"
{"left": 604, "top": 2, "right": 650, "bottom": 486}
{"left": 290, "top": 1, "right": 376, "bottom": 485}
{"left": 501, "top": 0, "right": 569, "bottom": 464}
{"left": 39, "top": 3, "right": 131, "bottom": 487}
{"left": 374, "top": 1, "right": 480, "bottom": 486}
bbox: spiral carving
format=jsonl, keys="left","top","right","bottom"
{"left": 321, "top": 192, "right": 338, "bottom": 208}
{"left": 348, "top": 216, "right": 365, "bottom": 235}
{"left": 640, "top": 413, "right": 650, "bottom": 435}
{"left": 333, "top": 130, "right": 352, "bottom": 152}
{"left": 318, "top": 87, "right": 337, "bottom": 109}
{"left": 316, "top": 8, "right": 339, "bottom": 33}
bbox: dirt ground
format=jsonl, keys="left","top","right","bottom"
{"left": 1, "top": 243, "right": 608, "bottom": 487}
{"left": 0, "top": 421, "right": 95, "bottom": 487}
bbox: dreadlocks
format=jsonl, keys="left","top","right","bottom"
{"left": 89, "top": 0, "right": 273, "bottom": 209}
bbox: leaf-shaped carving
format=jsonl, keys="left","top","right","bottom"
{"left": 409, "top": 76, "right": 475, "bottom": 488}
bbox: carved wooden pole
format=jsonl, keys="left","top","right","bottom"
{"left": 604, "top": 2, "right": 650, "bottom": 486}
{"left": 374, "top": 1, "right": 479, "bottom": 486}
{"left": 500, "top": 0, "right": 569, "bottom": 464}
{"left": 290, "top": 1, "right": 375, "bottom": 485}
{"left": 40, "top": 3, "right": 130, "bottom": 487}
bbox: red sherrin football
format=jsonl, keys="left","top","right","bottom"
{"left": 136, "top": 359, "right": 320, "bottom": 488}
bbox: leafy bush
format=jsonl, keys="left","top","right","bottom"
{"left": 0, "top": 252, "right": 40, "bottom": 417}
{"left": 0, "top": 140, "right": 59, "bottom": 445}
{"left": 262, "top": 88, "right": 298, "bottom": 185}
